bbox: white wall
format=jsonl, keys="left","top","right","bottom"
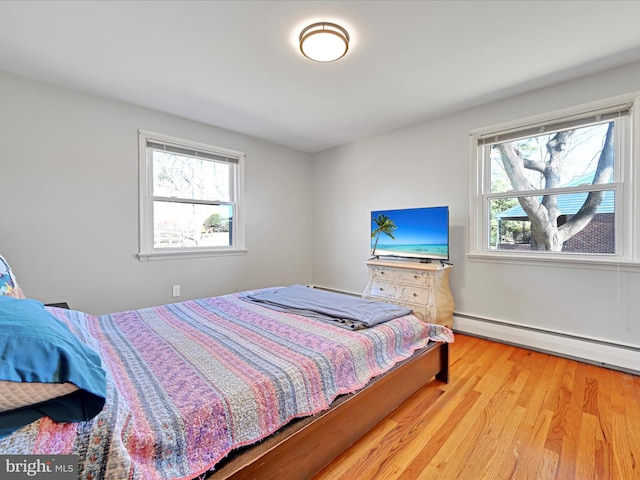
{"left": 312, "top": 61, "right": 640, "bottom": 368}
{"left": 0, "top": 70, "right": 313, "bottom": 314}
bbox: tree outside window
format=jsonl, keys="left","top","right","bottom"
{"left": 138, "top": 130, "right": 245, "bottom": 259}
{"left": 487, "top": 121, "right": 617, "bottom": 254}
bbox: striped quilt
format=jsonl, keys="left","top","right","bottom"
{"left": 0, "top": 290, "right": 453, "bottom": 480}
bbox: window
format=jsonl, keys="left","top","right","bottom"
{"left": 138, "top": 130, "right": 245, "bottom": 260}
{"left": 469, "top": 94, "right": 640, "bottom": 266}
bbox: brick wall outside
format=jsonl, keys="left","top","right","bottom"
{"left": 563, "top": 213, "right": 615, "bottom": 253}
{"left": 497, "top": 213, "right": 615, "bottom": 253}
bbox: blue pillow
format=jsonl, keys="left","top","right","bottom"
{"left": 0, "top": 296, "right": 106, "bottom": 437}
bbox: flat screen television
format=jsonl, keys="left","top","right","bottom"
{"left": 371, "top": 206, "right": 449, "bottom": 261}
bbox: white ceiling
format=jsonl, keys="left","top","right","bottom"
{"left": 2, "top": 1, "right": 640, "bottom": 153}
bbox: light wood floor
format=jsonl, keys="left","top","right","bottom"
{"left": 314, "top": 334, "right": 640, "bottom": 480}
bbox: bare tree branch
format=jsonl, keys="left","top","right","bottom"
{"left": 559, "top": 122, "right": 614, "bottom": 239}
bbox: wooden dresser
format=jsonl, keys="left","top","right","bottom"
{"left": 362, "top": 258, "right": 454, "bottom": 327}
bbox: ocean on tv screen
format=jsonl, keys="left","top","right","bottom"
{"left": 375, "top": 243, "right": 448, "bottom": 259}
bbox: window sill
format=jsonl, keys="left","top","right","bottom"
{"left": 138, "top": 248, "right": 248, "bottom": 262}
{"left": 466, "top": 252, "right": 640, "bottom": 272}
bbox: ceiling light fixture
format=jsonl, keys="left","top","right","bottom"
{"left": 299, "top": 22, "right": 350, "bottom": 62}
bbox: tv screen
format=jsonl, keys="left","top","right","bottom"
{"left": 371, "top": 206, "right": 449, "bottom": 261}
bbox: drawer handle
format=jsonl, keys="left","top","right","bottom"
{"left": 380, "top": 271, "right": 385, "bottom": 275}
{"left": 413, "top": 292, "right": 417, "bottom": 297}
{"left": 379, "top": 287, "right": 384, "bottom": 291}
{"left": 414, "top": 275, "right": 418, "bottom": 279}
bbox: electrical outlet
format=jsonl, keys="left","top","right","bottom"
{"left": 172, "top": 285, "right": 181, "bottom": 297}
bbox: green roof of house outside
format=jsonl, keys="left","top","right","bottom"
{"left": 496, "top": 172, "right": 614, "bottom": 219}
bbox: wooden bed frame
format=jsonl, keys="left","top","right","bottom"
{"left": 207, "top": 340, "right": 449, "bottom": 480}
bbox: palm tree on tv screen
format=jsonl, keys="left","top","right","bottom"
{"left": 371, "top": 214, "right": 397, "bottom": 256}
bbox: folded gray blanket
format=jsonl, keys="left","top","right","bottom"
{"left": 242, "top": 285, "right": 412, "bottom": 330}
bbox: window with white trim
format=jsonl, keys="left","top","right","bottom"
{"left": 138, "top": 130, "right": 245, "bottom": 260}
{"left": 469, "top": 95, "right": 639, "bottom": 264}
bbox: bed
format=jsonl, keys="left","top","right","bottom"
{"left": 0, "top": 257, "right": 453, "bottom": 480}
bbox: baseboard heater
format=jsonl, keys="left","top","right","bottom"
{"left": 453, "top": 312, "right": 640, "bottom": 375}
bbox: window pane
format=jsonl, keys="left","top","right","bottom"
{"left": 153, "top": 202, "right": 233, "bottom": 248}
{"left": 153, "top": 151, "right": 231, "bottom": 201}
{"left": 489, "top": 190, "right": 615, "bottom": 253}
{"left": 490, "top": 122, "right": 613, "bottom": 193}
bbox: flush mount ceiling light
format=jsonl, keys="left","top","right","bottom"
{"left": 299, "top": 22, "right": 350, "bottom": 62}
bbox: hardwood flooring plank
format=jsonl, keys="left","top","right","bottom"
{"left": 582, "top": 372, "right": 599, "bottom": 416}
{"left": 387, "top": 349, "right": 483, "bottom": 471}
{"left": 555, "top": 361, "right": 588, "bottom": 480}
{"left": 611, "top": 414, "right": 637, "bottom": 479}
{"left": 577, "top": 412, "right": 597, "bottom": 480}
{"left": 501, "top": 353, "right": 554, "bottom": 479}
{"left": 621, "top": 372, "right": 640, "bottom": 456}
{"left": 610, "top": 369, "right": 626, "bottom": 416}
{"left": 509, "top": 408, "right": 554, "bottom": 480}
{"left": 543, "top": 358, "right": 576, "bottom": 455}
{"left": 590, "top": 364, "right": 615, "bottom": 478}
{"left": 477, "top": 404, "right": 528, "bottom": 480}
{"left": 536, "top": 448, "right": 559, "bottom": 479}
{"left": 395, "top": 388, "right": 482, "bottom": 479}
{"left": 515, "top": 349, "right": 551, "bottom": 411}
{"left": 453, "top": 362, "right": 531, "bottom": 479}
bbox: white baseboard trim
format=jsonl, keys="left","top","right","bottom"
{"left": 453, "top": 313, "right": 640, "bottom": 375}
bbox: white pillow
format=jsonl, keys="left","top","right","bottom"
{"left": 0, "top": 380, "right": 79, "bottom": 412}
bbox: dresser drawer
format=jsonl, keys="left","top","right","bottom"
{"left": 370, "top": 266, "right": 431, "bottom": 287}
{"left": 369, "top": 282, "right": 430, "bottom": 305}
{"left": 363, "top": 259, "right": 454, "bottom": 327}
